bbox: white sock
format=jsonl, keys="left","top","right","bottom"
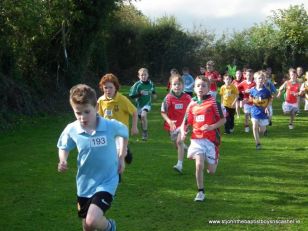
{"left": 177, "top": 160, "right": 183, "bottom": 166}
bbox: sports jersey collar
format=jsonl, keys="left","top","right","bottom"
{"left": 170, "top": 90, "right": 184, "bottom": 98}
{"left": 101, "top": 92, "right": 120, "bottom": 102}
{"left": 76, "top": 116, "right": 107, "bottom": 134}
{"left": 193, "top": 94, "right": 211, "bottom": 104}
{"left": 140, "top": 80, "right": 150, "bottom": 85}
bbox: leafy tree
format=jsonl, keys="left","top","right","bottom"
{"left": 271, "top": 4, "right": 308, "bottom": 68}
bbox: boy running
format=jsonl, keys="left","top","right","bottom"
{"left": 277, "top": 68, "right": 301, "bottom": 129}
{"left": 237, "top": 69, "right": 256, "bottom": 132}
{"left": 250, "top": 71, "right": 272, "bottom": 150}
{"left": 57, "top": 84, "right": 128, "bottom": 231}
{"left": 180, "top": 76, "right": 226, "bottom": 202}
{"left": 129, "top": 68, "right": 157, "bottom": 141}
{"left": 98, "top": 73, "right": 138, "bottom": 164}
{"left": 161, "top": 74, "right": 191, "bottom": 173}
{"left": 219, "top": 74, "right": 239, "bottom": 134}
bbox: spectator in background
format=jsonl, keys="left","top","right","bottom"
{"left": 182, "top": 67, "right": 195, "bottom": 97}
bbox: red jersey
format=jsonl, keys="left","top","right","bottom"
{"left": 237, "top": 80, "right": 256, "bottom": 105}
{"left": 232, "top": 79, "right": 242, "bottom": 88}
{"left": 205, "top": 71, "right": 222, "bottom": 91}
{"left": 161, "top": 92, "right": 191, "bottom": 130}
{"left": 185, "top": 95, "right": 224, "bottom": 145}
{"left": 285, "top": 81, "right": 300, "bottom": 104}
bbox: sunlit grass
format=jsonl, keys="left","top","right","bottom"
{"left": 0, "top": 86, "right": 307, "bottom": 230}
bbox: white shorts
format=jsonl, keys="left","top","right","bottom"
{"left": 187, "top": 139, "right": 219, "bottom": 165}
{"left": 243, "top": 104, "right": 253, "bottom": 114}
{"left": 304, "top": 99, "right": 308, "bottom": 111}
{"left": 170, "top": 127, "right": 181, "bottom": 142}
{"left": 251, "top": 118, "right": 269, "bottom": 127}
{"left": 138, "top": 105, "right": 151, "bottom": 116}
{"left": 282, "top": 102, "right": 298, "bottom": 113}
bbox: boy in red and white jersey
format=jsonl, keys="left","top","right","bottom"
{"left": 237, "top": 69, "right": 256, "bottom": 132}
{"left": 161, "top": 74, "right": 192, "bottom": 173}
{"left": 204, "top": 60, "right": 222, "bottom": 99}
{"left": 277, "top": 68, "right": 301, "bottom": 129}
{"left": 232, "top": 70, "right": 243, "bottom": 118}
{"left": 180, "top": 76, "right": 226, "bottom": 202}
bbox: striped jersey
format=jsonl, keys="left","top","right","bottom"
{"left": 129, "top": 80, "right": 156, "bottom": 109}
{"left": 185, "top": 95, "right": 224, "bottom": 145}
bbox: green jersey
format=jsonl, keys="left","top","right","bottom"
{"left": 129, "top": 80, "right": 156, "bottom": 109}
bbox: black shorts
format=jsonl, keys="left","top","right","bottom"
{"left": 77, "top": 191, "right": 113, "bottom": 218}
{"left": 238, "top": 93, "right": 244, "bottom": 101}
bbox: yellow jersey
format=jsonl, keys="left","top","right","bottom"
{"left": 97, "top": 92, "right": 137, "bottom": 128}
{"left": 219, "top": 84, "right": 239, "bottom": 108}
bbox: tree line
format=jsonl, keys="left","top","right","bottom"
{"left": 0, "top": 1, "right": 307, "bottom": 130}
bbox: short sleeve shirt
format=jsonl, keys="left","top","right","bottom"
{"left": 97, "top": 92, "right": 136, "bottom": 128}
{"left": 129, "top": 80, "right": 156, "bottom": 109}
{"left": 57, "top": 116, "right": 128, "bottom": 197}
{"left": 250, "top": 87, "right": 271, "bottom": 119}
{"left": 185, "top": 95, "right": 224, "bottom": 145}
{"left": 161, "top": 91, "right": 191, "bottom": 130}
{"left": 219, "top": 84, "right": 239, "bottom": 108}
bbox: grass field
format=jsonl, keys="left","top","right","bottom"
{"left": 0, "top": 86, "right": 307, "bottom": 231}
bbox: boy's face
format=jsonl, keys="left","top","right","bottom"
{"left": 235, "top": 71, "right": 242, "bottom": 80}
{"left": 171, "top": 79, "right": 183, "bottom": 95}
{"left": 297, "top": 68, "right": 303, "bottom": 76}
{"left": 224, "top": 76, "right": 232, "bottom": 85}
{"left": 194, "top": 78, "right": 209, "bottom": 98}
{"left": 246, "top": 71, "right": 253, "bottom": 81}
{"left": 255, "top": 75, "right": 265, "bottom": 86}
{"left": 206, "top": 64, "right": 214, "bottom": 71}
{"left": 72, "top": 103, "right": 97, "bottom": 129}
{"left": 103, "top": 82, "right": 116, "bottom": 99}
{"left": 289, "top": 70, "right": 297, "bottom": 81}
{"left": 138, "top": 70, "right": 149, "bottom": 82}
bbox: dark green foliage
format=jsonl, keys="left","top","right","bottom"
{"left": 0, "top": 2, "right": 307, "bottom": 131}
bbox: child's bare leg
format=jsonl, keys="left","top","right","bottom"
{"left": 83, "top": 204, "right": 108, "bottom": 231}
{"left": 290, "top": 109, "right": 296, "bottom": 124}
{"left": 259, "top": 125, "right": 266, "bottom": 135}
{"left": 252, "top": 121, "right": 260, "bottom": 144}
{"left": 176, "top": 133, "right": 184, "bottom": 162}
{"left": 245, "top": 113, "right": 249, "bottom": 126}
{"left": 195, "top": 154, "right": 205, "bottom": 189}
{"left": 207, "top": 163, "right": 217, "bottom": 175}
{"left": 141, "top": 110, "right": 148, "bottom": 131}
{"left": 236, "top": 101, "right": 240, "bottom": 117}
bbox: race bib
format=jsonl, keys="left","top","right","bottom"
{"left": 91, "top": 136, "right": 107, "bottom": 147}
{"left": 104, "top": 109, "right": 112, "bottom": 117}
{"left": 195, "top": 115, "right": 205, "bottom": 122}
{"left": 175, "top": 104, "right": 183, "bottom": 110}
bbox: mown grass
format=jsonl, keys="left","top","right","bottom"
{"left": 0, "top": 86, "right": 307, "bottom": 231}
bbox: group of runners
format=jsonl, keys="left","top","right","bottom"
{"left": 56, "top": 62, "right": 308, "bottom": 231}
